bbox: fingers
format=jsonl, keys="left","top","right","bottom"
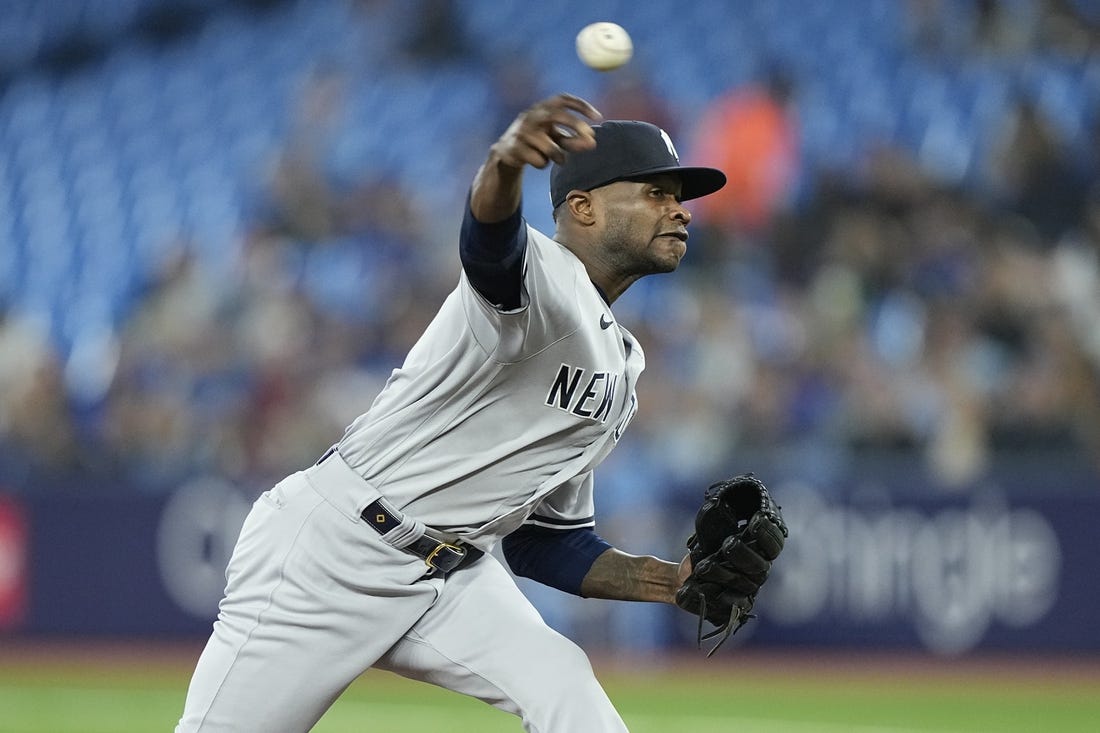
{"left": 546, "top": 94, "right": 602, "bottom": 145}
{"left": 492, "top": 93, "right": 603, "bottom": 170}
{"left": 491, "top": 127, "right": 561, "bottom": 169}
{"left": 553, "top": 92, "right": 603, "bottom": 123}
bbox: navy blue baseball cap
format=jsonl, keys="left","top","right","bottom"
{"left": 550, "top": 120, "right": 726, "bottom": 208}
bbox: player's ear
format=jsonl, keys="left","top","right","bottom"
{"left": 565, "top": 190, "right": 596, "bottom": 225}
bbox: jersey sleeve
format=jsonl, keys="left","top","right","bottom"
{"left": 459, "top": 223, "right": 584, "bottom": 362}
{"left": 459, "top": 194, "right": 527, "bottom": 311}
{"left": 502, "top": 471, "right": 608, "bottom": 595}
{"left": 501, "top": 525, "right": 612, "bottom": 596}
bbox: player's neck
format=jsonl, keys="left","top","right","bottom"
{"left": 556, "top": 228, "right": 640, "bottom": 304}
{"left": 572, "top": 249, "right": 639, "bottom": 304}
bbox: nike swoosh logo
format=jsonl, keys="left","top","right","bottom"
{"left": 600, "top": 314, "right": 613, "bottom": 330}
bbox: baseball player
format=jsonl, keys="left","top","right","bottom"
{"left": 176, "top": 93, "right": 727, "bottom": 732}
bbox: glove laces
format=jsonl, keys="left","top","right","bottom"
{"left": 693, "top": 591, "right": 755, "bottom": 658}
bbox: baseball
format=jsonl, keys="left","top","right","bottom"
{"left": 575, "top": 22, "right": 633, "bottom": 71}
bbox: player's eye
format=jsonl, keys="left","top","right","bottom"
{"left": 649, "top": 187, "right": 681, "bottom": 202}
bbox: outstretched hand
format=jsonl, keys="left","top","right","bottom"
{"left": 491, "top": 93, "right": 603, "bottom": 170}
{"left": 472, "top": 93, "right": 603, "bottom": 223}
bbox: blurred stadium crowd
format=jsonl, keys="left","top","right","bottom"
{"left": 1, "top": 0, "right": 1099, "bottom": 501}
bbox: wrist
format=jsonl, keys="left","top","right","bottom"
{"left": 580, "top": 550, "right": 681, "bottom": 604}
{"left": 471, "top": 156, "right": 524, "bottom": 223}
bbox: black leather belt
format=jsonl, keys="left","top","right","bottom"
{"left": 314, "top": 446, "right": 482, "bottom": 576}
{"left": 361, "top": 499, "right": 483, "bottom": 575}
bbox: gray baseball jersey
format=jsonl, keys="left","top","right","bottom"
{"left": 337, "top": 223, "right": 643, "bottom": 546}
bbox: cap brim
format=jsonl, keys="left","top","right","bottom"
{"left": 622, "top": 165, "right": 727, "bottom": 202}
{"left": 674, "top": 166, "right": 727, "bottom": 201}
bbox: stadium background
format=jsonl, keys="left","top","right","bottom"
{"left": 0, "top": 0, "right": 1098, "bottom": 728}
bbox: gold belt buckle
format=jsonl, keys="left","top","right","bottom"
{"left": 424, "top": 542, "right": 466, "bottom": 573}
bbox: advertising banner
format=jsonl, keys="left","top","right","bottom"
{"left": 3, "top": 472, "right": 1098, "bottom": 655}
{"left": 0, "top": 496, "right": 28, "bottom": 630}
{"left": 747, "top": 484, "right": 1092, "bottom": 654}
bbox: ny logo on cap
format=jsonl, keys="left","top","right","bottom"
{"left": 659, "top": 128, "right": 679, "bottom": 161}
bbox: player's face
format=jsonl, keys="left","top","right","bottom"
{"left": 593, "top": 175, "right": 691, "bottom": 276}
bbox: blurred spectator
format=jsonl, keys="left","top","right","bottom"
{"left": 972, "top": 0, "right": 1039, "bottom": 56}
{"left": 266, "top": 153, "right": 339, "bottom": 242}
{"left": 905, "top": 0, "right": 973, "bottom": 57}
{"left": 398, "top": 0, "right": 475, "bottom": 65}
{"left": 1033, "top": 0, "right": 1100, "bottom": 55}
{"left": 905, "top": 0, "right": 1100, "bottom": 58}
{"left": 484, "top": 54, "right": 542, "bottom": 144}
{"left": 595, "top": 72, "right": 681, "bottom": 141}
{"left": 688, "top": 67, "right": 800, "bottom": 238}
{"left": 0, "top": 309, "right": 86, "bottom": 481}
{"left": 260, "top": 63, "right": 349, "bottom": 243}
{"left": 983, "top": 97, "right": 1085, "bottom": 241}
{"left": 103, "top": 246, "right": 241, "bottom": 489}
{"left": 0, "top": 308, "right": 54, "bottom": 424}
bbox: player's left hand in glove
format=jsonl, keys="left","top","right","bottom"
{"left": 675, "top": 473, "right": 787, "bottom": 656}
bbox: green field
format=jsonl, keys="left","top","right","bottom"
{"left": 1, "top": 643, "right": 1097, "bottom": 732}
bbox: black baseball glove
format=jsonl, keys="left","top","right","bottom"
{"left": 675, "top": 473, "right": 787, "bottom": 656}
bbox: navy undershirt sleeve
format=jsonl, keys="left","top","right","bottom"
{"left": 502, "top": 525, "right": 613, "bottom": 597}
{"left": 459, "top": 193, "right": 527, "bottom": 310}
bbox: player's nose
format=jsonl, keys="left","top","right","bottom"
{"left": 672, "top": 201, "right": 692, "bottom": 225}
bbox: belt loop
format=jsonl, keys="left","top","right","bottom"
{"left": 365, "top": 497, "right": 428, "bottom": 548}
{"left": 360, "top": 499, "right": 480, "bottom": 576}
